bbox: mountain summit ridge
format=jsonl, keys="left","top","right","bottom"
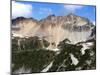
{"left": 12, "top": 13, "right": 95, "bottom": 46}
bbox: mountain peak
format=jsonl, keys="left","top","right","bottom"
{"left": 67, "top": 13, "right": 77, "bottom": 17}
{"left": 12, "top": 17, "right": 38, "bottom": 25}
{"left": 47, "top": 14, "right": 55, "bottom": 19}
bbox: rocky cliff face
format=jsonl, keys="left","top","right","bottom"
{"left": 12, "top": 14, "right": 95, "bottom": 48}
{"left": 12, "top": 17, "right": 39, "bottom": 37}
{"left": 39, "top": 14, "right": 94, "bottom": 49}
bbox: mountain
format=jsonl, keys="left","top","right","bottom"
{"left": 39, "top": 14, "right": 94, "bottom": 48}
{"left": 12, "top": 17, "right": 39, "bottom": 38}
{"left": 12, "top": 14, "right": 95, "bottom": 49}
{"left": 11, "top": 14, "right": 96, "bottom": 74}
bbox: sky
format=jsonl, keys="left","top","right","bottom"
{"left": 12, "top": 1, "right": 96, "bottom": 25}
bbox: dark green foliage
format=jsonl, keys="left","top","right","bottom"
{"left": 12, "top": 36, "right": 96, "bottom": 74}
{"left": 12, "top": 36, "right": 53, "bottom": 74}
{"left": 48, "top": 43, "right": 82, "bottom": 72}
{"left": 12, "top": 37, "right": 19, "bottom": 51}
{"left": 12, "top": 49, "right": 55, "bottom": 73}
{"left": 12, "top": 36, "right": 50, "bottom": 52}
{"left": 48, "top": 39, "right": 96, "bottom": 72}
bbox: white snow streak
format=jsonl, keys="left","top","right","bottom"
{"left": 41, "top": 61, "right": 54, "bottom": 72}
{"left": 14, "top": 66, "right": 31, "bottom": 74}
{"left": 81, "top": 42, "right": 93, "bottom": 55}
{"left": 70, "top": 53, "right": 79, "bottom": 65}
{"left": 46, "top": 47, "right": 60, "bottom": 52}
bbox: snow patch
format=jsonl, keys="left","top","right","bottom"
{"left": 81, "top": 42, "right": 93, "bottom": 55}
{"left": 46, "top": 47, "right": 60, "bottom": 52}
{"left": 41, "top": 61, "right": 54, "bottom": 72}
{"left": 12, "top": 33, "right": 24, "bottom": 38}
{"left": 70, "top": 53, "right": 79, "bottom": 65}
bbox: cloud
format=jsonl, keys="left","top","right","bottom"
{"left": 12, "top": 1, "right": 32, "bottom": 19}
{"left": 32, "top": 7, "right": 53, "bottom": 20}
{"left": 38, "top": 8, "right": 53, "bottom": 15}
{"left": 64, "top": 5, "right": 84, "bottom": 12}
